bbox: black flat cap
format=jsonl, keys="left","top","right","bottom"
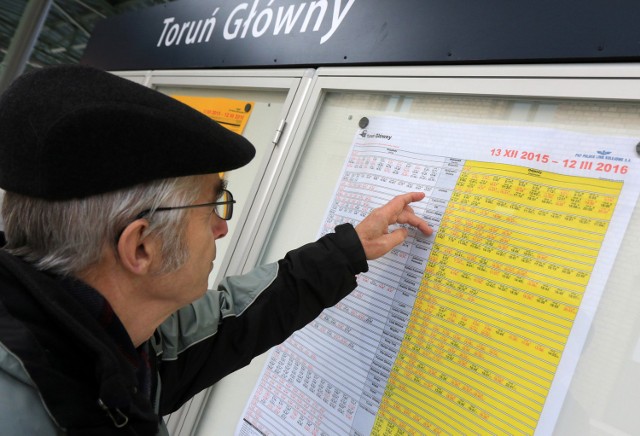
{"left": 0, "top": 65, "right": 256, "bottom": 200}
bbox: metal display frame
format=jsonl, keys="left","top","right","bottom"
{"left": 117, "top": 68, "right": 316, "bottom": 435}
{"left": 219, "top": 63, "right": 640, "bottom": 436}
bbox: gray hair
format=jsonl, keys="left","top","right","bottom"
{"left": 2, "top": 175, "right": 204, "bottom": 276}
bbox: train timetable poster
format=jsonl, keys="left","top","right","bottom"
{"left": 237, "top": 116, "right": 640, "bottom": 435}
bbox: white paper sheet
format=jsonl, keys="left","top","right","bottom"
{"left": 237, "top": 117, "right": 640, "bottom": 435}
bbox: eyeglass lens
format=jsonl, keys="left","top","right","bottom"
{"left": 215, "top": 190, "right": 233, "bottom": 220}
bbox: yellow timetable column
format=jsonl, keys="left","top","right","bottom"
{"left": 373, "top": 161, "right": 623, "bottom": 435}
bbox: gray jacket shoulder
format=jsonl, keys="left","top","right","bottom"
{"left": 156, "top": 262, "right": 279, "bottom": 361}
{"left": 0, "top": 342, "right": 61, "bottom": 435}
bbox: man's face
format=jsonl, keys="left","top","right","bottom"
{"left": 157, "top": 173, "right": 229, "bottom": 305}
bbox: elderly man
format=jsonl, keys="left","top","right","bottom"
{"left": 0, "top": 65, "right": 431, "bottom": 435}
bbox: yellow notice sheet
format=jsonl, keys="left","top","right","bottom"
{"left": 171, "top": 95, "right": 254, "bottom": 135}
{"left": 238, "top": 117, "right": 640, "bottom": 435}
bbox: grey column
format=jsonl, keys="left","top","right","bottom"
{"left": 0, "top": 0, "right": 53, "bottom": 94}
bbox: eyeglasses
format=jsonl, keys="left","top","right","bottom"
{"left": 135, "top": 189, "right": 236, "bottom": 221}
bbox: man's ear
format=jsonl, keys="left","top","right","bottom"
{"left": 116, "top": 219, "right": 158, "bottom": 275}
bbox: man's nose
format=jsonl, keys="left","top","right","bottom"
{"left": 212, "top": 216, "right": 229, "bottom": 239}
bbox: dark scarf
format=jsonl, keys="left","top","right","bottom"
{"left": 0, "top": 249, "right": 159, "bottom": 434}
{"left": 59, "top": 276, "right": 152, "bottom": 398}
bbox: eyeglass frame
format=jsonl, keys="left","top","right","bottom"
{"left": 133, "top": 188, "right": 236, "bottom": 221}
{"left": 115, "top": 189, "right": 235, "bottom": 246}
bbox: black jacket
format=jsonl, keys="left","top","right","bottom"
{"left": 0, "top": 224, "right": 367, "bottom": 435}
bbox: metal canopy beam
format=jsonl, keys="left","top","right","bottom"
{"left": 0, "top": 0, "right": 53, "bottom": 93}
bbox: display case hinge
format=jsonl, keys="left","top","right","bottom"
{"left": 272, "top": 119, "right": 287, "bottom": 146}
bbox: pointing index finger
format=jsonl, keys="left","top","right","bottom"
{"left": 386, "top": 192, "right": 433, "bottom": 236}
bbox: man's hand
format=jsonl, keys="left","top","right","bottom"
{"left": 355, "top": 192, "right": 433, "bottom": 260}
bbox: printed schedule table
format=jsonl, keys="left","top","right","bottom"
{"left": 237, "top": 117, "right": 639, "bottom": 435}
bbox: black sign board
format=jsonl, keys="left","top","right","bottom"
{"left": 82, "top": 0, "right": 640, "bottom": 71}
